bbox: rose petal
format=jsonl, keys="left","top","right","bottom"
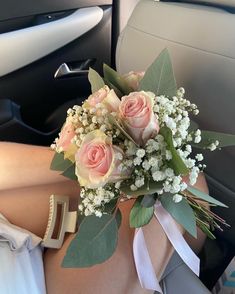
{"left": 75, "top": 130, "right": 125, "bottom": 188}
{"left": 119, "top": 91, "right": 159, "bottom": 145}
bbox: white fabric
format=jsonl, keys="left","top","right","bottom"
{"left": 0, "top": 213, "right": 46, "bottom": 294}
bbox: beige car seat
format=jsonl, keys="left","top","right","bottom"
{"left": 116, "top": 0, "right": 235, "bottom": 291}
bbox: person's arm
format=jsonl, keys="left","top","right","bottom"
{"left": 0, "top": 142, "right": 66, "bottom": 191}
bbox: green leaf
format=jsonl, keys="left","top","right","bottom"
{"left": 139, "top": 48, "right": 177, "bottom": 97}
{"left": 188, "top": 120, "right": 199, "bottom": 133}
{"left": 103, "top": 197, "right": 118, "bottom": 214}
{"left": 160, "top": 193, "right": 197, "bottom": 237}
{"left": 115, "top": 208, "right": 122, "bottom": 228}
{"left": 192, "top": 130, "right": 235, "bottom": 149}
{"left": 103, "top": 201, "right": 122, "bottom": 228}
{"left": 88, "top": 67, "right": 105, "bottom": 93}
{"left": 108, "top": 114, "right": 138, "bottom": 146}
{"left": 77, "top": 211, "right": 85, "bottom": 224}
{"left": 187, "top": 186, "right": 228, "bottom": 208}
{"left": 120, "top": 179, "right": 163, "bottom": 197}
{"left": 50, "top": 152, "right": 73, "bottom": 172}
{"left": 130, "top": 197, "right": 154, "bottom": 228}
{"left": 141, "top": 194, "right": 156, "bottom": 208}
{"left": 62, "top": 164, "right": 77, "bottom": 181}
{"left": 198, "top": 223, "right": 216, "bottom": 240}
{"left": 62, "top": 214, "right": 118, "bottom": 267}
{"left": 160, "top": 126, "right": 189, "bottom": 175}
{"left": 103, "top": 63, "right": 132, "bottom": 95}
{"left": 104, "top": 78, "right": 124, "bottom": 98}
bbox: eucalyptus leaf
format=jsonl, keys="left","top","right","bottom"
{"left": 88, "top": 67, "right": 105, "bottom": 93}
{"left": 62, "top": 164, "right": 77, "bottom": 181}
{"left": 120, "top": 179, "right": 163, "bottom": 197}
{"left": 130, "top": 197, "right": 154, "bottom": 228}
{"left": 187, "top": 186, "right": 228, "bottom": 208}
{"left": 104, "top": 78, "right": 124, "bottom": 98}
{"left": 77, "top": 211, "right": 85, "bottom": 224}
{"left": 108, "top": 114, "right": 138, "bottom": 146}
{"left": 141, "top": 194, "right": 156, "bottom": 208}
{"left": 160, "top": 193, "right": 197, "bottom": 238}
{"left": 103, "top": 197, "right": 118, "bottom": 214}
{"left": 188, "top": 120, "right": 199, "bottom": 133}
{"left": 115, "top": 208, "right": 122, "bottom": 228}
{"left": 191, "top": 130, "right": 235, "bottom": 149}
{"left": 160, "top": 126, "right": 189, "bottom": 175}
{"left": 139, "top": 48, "right": 177, "bottom": 97}
{"left": 50, "top": 152, "right": 74, "bottom": 172}
{"left": 62, "top": 214, "right": 118, "bottom": 267}
{"left": 103, "top": 63, "right": 132, "bottom": 95}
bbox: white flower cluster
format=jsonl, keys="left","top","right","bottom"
{"left": 123, "top": 88, "right": 204, "bottom": 202}
{"left": 76, "top": 105, "right": 116, "bottom": 146}
{"left": 120, "top": 88, "right": 206, "bottom": 203}
{"left": 155, "top": 89, "right": 204, "bottom": 187}
{"left": 52, "top": 86, "right": 208, "bottom": 211}
{"left": 156, "top": 88, "right": 200, "bottom": 147}
{"left": 123, "top": 134, "right": 188, "bottom": 196}
{"left": 52, "top": 103, "right": 117, "bottom": 151}
{"left": 207, "top": 140, "right": 219, "bottom": 151}
{"left": 194, "top": 129, "right": 202, "bottom": 144}
{"left": 78, "top": 186, "right": 118, "bottom": 217}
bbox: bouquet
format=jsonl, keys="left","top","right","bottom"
{"left": 50, "top": 49, "right": 235, "bottom": 291}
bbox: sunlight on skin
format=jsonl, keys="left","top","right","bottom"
{"left": 0, "top": 181, "right": 80, "bottom": 238}
{"left": 44, "top": 173, "right": 208, "bottom": 294}
{"left": 0, "top": 142, "right": 208, "bottom": 294}
{"left": 0, "top": 143, "right": 65, "bottom": 191}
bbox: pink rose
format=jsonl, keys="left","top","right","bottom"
{"left": 57, "top": 122, "right": 76, "bottom": 152}
{"left": 84, "top": 86, "right": 120, "bottom": 112}
{"left": 75, "top": 130, "right": 124, "bottom": 188}
{"left": 123, "top": 71, "right": 145, "bottom": 91}
{"left": 119, "top": 91, "right": 159, "bottom": 146}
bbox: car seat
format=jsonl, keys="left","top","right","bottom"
{"left": 116, "top": 0, "right": 235, "bottom": 291}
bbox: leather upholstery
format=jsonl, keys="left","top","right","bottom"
{"left": 173, "top": 0, "right": 235, "bottom": 9}
{"left": 116, "top": 0, "right": 235, "bottom": 290}
{"left": 116, "top": 0, "right": 235, "bottom": 245}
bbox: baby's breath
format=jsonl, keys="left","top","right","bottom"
{"left": 79, "top": 185, "right": 119, "bottom": 217}
{"left": 52, "top": 87, "right": 208, "bottom": 217}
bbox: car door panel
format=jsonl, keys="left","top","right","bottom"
{"left": 0, "top": 0, "right": 112, "bottom": 21}
{"left": 0, "top": 2, "right": 112, "bottom": 145}
{"left": 0, "top": 7, "right": 104, "bottom": 77}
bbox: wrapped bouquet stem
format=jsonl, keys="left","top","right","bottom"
{"left": 50, "top": 49, "right": 235, "bottom": 292}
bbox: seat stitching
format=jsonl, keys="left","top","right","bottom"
{"left": 127, "top": 25, "right": 235, "bottom": 61}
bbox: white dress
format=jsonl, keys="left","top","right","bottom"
{"left": 0, "top": 213, "right": 46, "bottom": 294}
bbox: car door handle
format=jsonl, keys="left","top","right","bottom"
{"left": 0, "top": 7, "right": 103, "bottom": 77}
{"left": 54, "top": 59, "right": 96, "bottom": 79}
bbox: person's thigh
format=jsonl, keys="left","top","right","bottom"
{"left": 0, "top": 173, "right": 208, "bottom": 294}
{"left": 44, "top": 174, "right": 209, "bottom": 294}
{"left": 0, "top": 181, "right": 79, "bottom": 237}
{"left": 44, "top": 200, "right": 162, "bottom": 294}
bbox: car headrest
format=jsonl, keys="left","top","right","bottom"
{"left": 168, "top": 0, "right": 235, "bottom": 10}
{"left": 116, "top": 0, "right": 235, "bottom": 243}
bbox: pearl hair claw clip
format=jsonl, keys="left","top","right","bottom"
{"left": 42, "top": 195, "right": 77, "bottom": 249}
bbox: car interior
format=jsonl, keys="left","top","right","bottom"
{"left": 0, "top": 0, "right": 234, "bottom": 292}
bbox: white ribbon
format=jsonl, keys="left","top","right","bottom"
{"left": 133, "top": 201, "right": 200, "bottom": 292}
{"left": 154, "top": 201, "right": 200, "bottom": 276}
{"left": 133, "top": 228, "right": 163, "bottom": 293}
